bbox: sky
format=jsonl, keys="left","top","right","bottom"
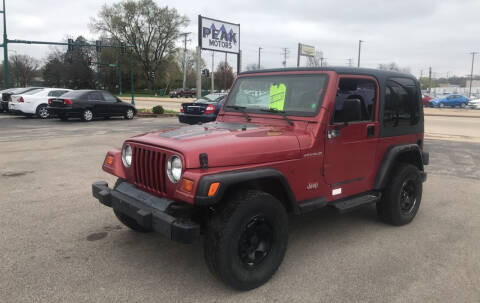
{"left": 5, "top": 0, "right": 480, "bottom": 78}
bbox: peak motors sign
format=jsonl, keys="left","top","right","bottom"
{"left": 199, "top": 16, "right": 240, "bottom": 54}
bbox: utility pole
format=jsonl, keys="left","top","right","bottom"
{"left": 2, "top": 0, "right": 8, "bottom": 88}
{"left": 258, "top": 47, "right": 262, "bottom": 69}
{"left": 320, "top": 57, "right": 326, "bottom": 67}
{"left": 180, "top": 32, "right": 191, "bottom": 90}
{"left": 357, "top": 40, "right": 363, "bottom": 68}
{"left": 469, "top": 52, "right": 478, "bottom": 99}
{"left": 428, "top": 66, "right": 432, "bottom": 94}
{"left": 282, "top": 48, "right": 289, "bottom": 68}
{"left": 347, "top": 58, "right": 353, "bottom": 67}
{"left": 211, "top": 51, "right": 214, "bottom": 93}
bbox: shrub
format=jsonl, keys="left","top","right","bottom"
{"left": 152, "top": 105, "right": 164, "bottom": 114}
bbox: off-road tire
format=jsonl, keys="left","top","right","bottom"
{"left": 36, "top": 104, "right": 50, "bottom": 119}
{"left": 81, "top": 109, "right": 93, "bottom": 122}
{"left": 377, "top": 163, "right": 422, "bottom": 226}
{"left": 112, "top": 179, "right": 152, "bottom": 233}
{"left": 204, "top": 190, "right": 288, "bottom": 290}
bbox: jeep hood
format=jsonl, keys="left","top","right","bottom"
{"left": 128, "top": 122, "right": 302, "bottom": 168}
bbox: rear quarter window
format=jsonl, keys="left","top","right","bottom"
{"left": 383, "top": 77, "right": 420, "bottom": 128}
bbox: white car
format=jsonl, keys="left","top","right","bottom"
{"left": 469, "top": 98, "right": 480, "bottom": 109}
{"left": 9, "top": 88, "right": 72, "bottom": 118}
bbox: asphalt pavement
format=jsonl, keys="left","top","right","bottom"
{"left": 1, "top": 114, "right": 479, "bottom": 302}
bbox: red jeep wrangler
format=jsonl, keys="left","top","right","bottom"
{"left": 92, "top": 67, "right": 428, "bottom": 290}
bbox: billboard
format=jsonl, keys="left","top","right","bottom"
{"left": 299, "top": 44, "right": 315, "bottom": 57}
{"left": 199, "top": 16, "right": 240, "bottom": 54}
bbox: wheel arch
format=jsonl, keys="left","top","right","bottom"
{"left": 195, "top": 168, "right": 298, "bottom": 213}
{"left": 373, "top": 144, "right": 425, "bottom": 190}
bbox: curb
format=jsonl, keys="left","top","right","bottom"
{"left": 136, "top": 113, "right": 178, "bottom": 118}
{"left": 424, "top": 113, "right": 480, "bottom": 119}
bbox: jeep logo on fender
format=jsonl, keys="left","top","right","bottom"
{"left": 199, "top": 16, "right": 240, "bottom": 54}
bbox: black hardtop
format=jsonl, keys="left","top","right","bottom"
{"left": 240, "top": 67, "right": 417, "bottom": 82}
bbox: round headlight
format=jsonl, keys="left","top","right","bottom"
{"left": 122, "top": 144, "right": 132, "bottom": 167}
{"left": 167, "top": 155, "right": 182, "bottom": 183}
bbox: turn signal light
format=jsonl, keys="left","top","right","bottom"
{"left": 181, "top": 178, "right": 194, "bottom": 193}
{"left": 105, "top": 155, "right": 114, "bottom": 165}
{"left": 208, "top": 182, "right": 220, "bottom": 197}
{"left": 19, "top": 97, "right": 24, "bottom": 103}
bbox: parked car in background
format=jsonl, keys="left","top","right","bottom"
{"left": 169, "top": 88, "right": 195, "bottom": 98}
{"left": 429, "top": 94, "right": 469, "bottom": 108}
{"left": 468, "top": 98, "right": 480, "bottom": 109}
{"left": 178, "top": 93, "right": 227, "bottom": 124}
{"left": 0, "top": 88, "right": 17, "bottom": 112}
{"left": 48, "top": 90, "right": 136, "bottom": 122}
{"left": 8, "top": 88, "right": 72, "bottom": 118}
{"left": 422, "top": 94, "right": 433, "bottom": 106}
{"left": 1, "top": 87, "right": 43, "bottom": 112}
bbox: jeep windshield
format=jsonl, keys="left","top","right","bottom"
{"left": 225, "top": 73, "right": 328, "bottom": 117}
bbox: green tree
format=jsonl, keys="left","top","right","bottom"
{"left": 90, "top": 0, "right": 189, "bottom": 92}
{"left": 214, "top": 62, "right": 235, "bottom": 90}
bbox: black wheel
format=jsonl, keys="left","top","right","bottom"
{"left": 36, "top": 104, "right": 50, "bottom": 119}
{"left": 81, "top": 109, "right": 93, "bottom": 122}
{"left": 113, "top": 179, "right": 152, "bottom": 233}
{"left": 124, "top": 108, "right": 135, "bottom": 120}
{"left": 377, "top": 163, "right": 422, "bottom": 226}
{"left": 59, "top": 114, "right": 68, "bottom": 121}
{"left": 204, "top": 190, "right": 288, "bottom": 290}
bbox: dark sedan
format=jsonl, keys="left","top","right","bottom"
{"left": 178, "top": 93, "right": 227, "bottom": 124}
{"left": 47, "top": 90, "right": 136, "bottom": 122}
{"left": 1, "top": 87, "right": 43, "bottom": 112}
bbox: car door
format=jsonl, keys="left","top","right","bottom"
{"left": 324, "top": 75, "right": 379, "bottom": 199}
{"left": 101, "top": 92, "right": 124, "bottom": 116}
{"left": 88, "top": 91, "right": 105, "bottom": 115}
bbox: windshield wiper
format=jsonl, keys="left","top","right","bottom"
{"left": 260, "top": 108, "right": 294, "bottom": 126}
{"left": 225, "top": 105, "right": 251, "bottom": 122}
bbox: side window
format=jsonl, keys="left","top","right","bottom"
{"left": 88, "top": 92, "right": 103, "bottom": 101}
{"left": 383, "top": 78, "right": 420, "bottom": 128}
{"left": 102, "top": 92, "right": 117, "bottom": 102}
{"left": 332, "top": 78, "right": 377, "bottom": 123}
{"left": 48, "top": 90, "right": 68, "bottom": 97}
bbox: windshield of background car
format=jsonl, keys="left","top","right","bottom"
{"left": 196, "top": 94, "right": 225, "bottom": 103}
{"left": 226, "top": 74, "right": 328, "bottom": 116}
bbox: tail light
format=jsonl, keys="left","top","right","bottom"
{"left": 204, "top": 105, "right": 216, "bottom": 114}
{"left": 48, "top": 99, "right": 52, "bottom": 105}
{"left": 19, "top": 97, "right": 24, "bottom": 103}
{"left": 63, "top": 99, "right": 73, "bottom": 105}
{"left": 180, "top": 104, "right": 184, "bottom": 113}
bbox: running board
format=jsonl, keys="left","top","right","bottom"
{"left": 329, "top": 193, "right": 381, "bottom": 214}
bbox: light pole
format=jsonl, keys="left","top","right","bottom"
{"left": 469, "top": 52, "right": 478, "bottom": 99}
{"left": 357, "top": 40, "right": 363, "bottom": 68}
{"left": 258, "top": 47, "right": 262, "bottom": 69}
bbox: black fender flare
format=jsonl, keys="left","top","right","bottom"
{"left": 194, "top": 167, "right": 297, "bottom": 210}
{"left": 373, "top": 144, "right": 426, "bottom": 190}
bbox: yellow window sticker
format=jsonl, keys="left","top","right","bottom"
{"left": 269, "top": 83, "right": 286, "bottom": 110}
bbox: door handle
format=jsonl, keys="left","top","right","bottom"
{"left": 367, "top": 125, "right": 375, "bottom": 137}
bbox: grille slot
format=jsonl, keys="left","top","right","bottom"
{"left": 133, "top": 145, "right": 166, "bottom": 195}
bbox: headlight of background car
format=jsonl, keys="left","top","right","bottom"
{"left": 121, "top": 144, "right": 132, "bottom": 167}
{"left": 167, "top": 155, "right": 182, "bottom": 183}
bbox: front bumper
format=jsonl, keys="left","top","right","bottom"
{"left": 92, "top": 181, "right": 200, "bottom": 244}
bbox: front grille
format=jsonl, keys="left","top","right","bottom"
{"left": 132, "top": 145, "right": 167, "bottom": 195}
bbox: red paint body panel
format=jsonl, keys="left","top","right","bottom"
{"left": 101, "top": 69, "right": 423, "bottom": 207}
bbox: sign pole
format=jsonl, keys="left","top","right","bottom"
{"left": 237, "top": 50, "right": 241, "bottom": 75}
{"left": 196, "top": 46, "right": 201, "bottom": 98}
{"left": 211, "top": 51, "right": 214, "bottom": 93}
